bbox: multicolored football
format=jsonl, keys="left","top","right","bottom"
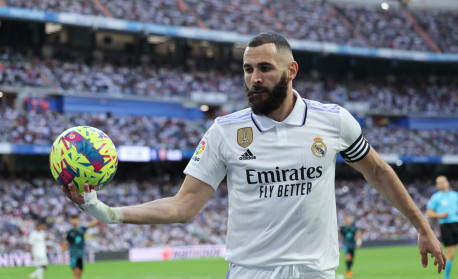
{"left": 49, "top": 126, "right": 118, "bottom": 193}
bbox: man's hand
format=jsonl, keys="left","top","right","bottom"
{"left": 61, "top": 183, "right": 123, "bottom": 224}
{"left": 418, "top": 230, "right": 447, "bottom": 274}
{"left": 441, "top": 212, "right": 449, "bottom": 218}
{"left": 61, "top": 183, "right": 89, "bottom": 205}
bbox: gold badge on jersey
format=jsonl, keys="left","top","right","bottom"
{"left": 237, "top": 127, "right": 253, "bottom": 148}
{"left": 311, "top": 136, "right": 327, "bottom": 157}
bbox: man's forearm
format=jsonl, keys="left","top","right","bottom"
{"left": 426, "top": 209, "right": 445, "bottom": 219}
{"left": 74, "top": 175, "right": 214, "bottom": 225}
{"left": 122, "top": 196, "right": 192, "bottom": 224}
{"left": 82, "top": 194, "right": 191, "bottom": 225}
{"left": 364, "top": 164, "right": 430, "bottom": 233}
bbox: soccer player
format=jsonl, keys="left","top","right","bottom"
{"left": 340, "top": 215, "right": 362, "bottom": 278}
{"left": 27, "top": 223, "right": 49, "bottom": 279}
{"left": 62, "top": 32, "right": 446, "bottom": 278}
{"left": 427, "top": 175, "right": 458, "bottom": 279}
{"left": 62, "top": 215, "right": 99, "bottom": 279}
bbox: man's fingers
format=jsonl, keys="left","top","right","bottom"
{"left": 442, "top": 253, "right": 447, "bottom": 269}
{"left": 83, "top": 183, "right": 91, "bottom": 193}
{"left": 421, "top": 252, "right": 428, "bottom": 268}
{"left": 68, "top": 183, "right": 78, "bottom": 197}
{"left": 433, "top": 251, "right": 447, "bottom": 274}
{"left": 61, "top": 186, "right": 71, "bottom": 198}
{"left": 66, "top": 183, "right": 85, "bottom": 205}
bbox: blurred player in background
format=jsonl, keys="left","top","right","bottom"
{"left": 27, "top": 223, "right": 49, "bottom": 279}
{"left": 340, "top": 215, "right": 362, "bottom": 278}
{"left": 62, "top": 32, "right": 446, "bottom": 278}
{"left": 427, "top": 175, "right": 458, "bottom": 279}
{"left": 62, "top": 215, "right": 99, "bottom": 279}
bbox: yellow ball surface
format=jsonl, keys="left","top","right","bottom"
{"left": 49, "top": 126, "right": 118, "bottom": 193}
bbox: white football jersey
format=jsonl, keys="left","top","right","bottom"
{"left": 28, "top": 230, "right": 47, "bottom": 259}
{"left": 184, "top": 90, "right": 370, "bottom": 271}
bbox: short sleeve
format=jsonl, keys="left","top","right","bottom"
{"left": 183, "top": 123, "right": 227, "bottom": 190}
{"left": 339, "top": 107, "right": 370, "bottom": 163}
{"left": 426, "top": 196, "right": 436, "bottom": 210}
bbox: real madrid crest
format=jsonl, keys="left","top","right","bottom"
{"left": 311, "top": 136, "right": 327, "bottom": 157}
{"left": 237, "top": 127, "right": 253, "bottom": 148}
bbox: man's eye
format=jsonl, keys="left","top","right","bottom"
{"left": 244, "top": 68, "right": 253, "bottom": 73}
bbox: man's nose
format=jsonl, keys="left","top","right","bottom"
{"left": 251, "top": 69, "right": 262, "bottom": 84}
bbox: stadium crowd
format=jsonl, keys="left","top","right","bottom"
{"left": 335, "top": 178, "right": 440, "bottom": 241}
{"left": 0, "top": 103, "right": 457, "bottom": 155}
{"left": 0, "top": 176, "right": 227, "bottom": 254}
{"left": 334, "top": 4, "right": 432, "bottom": 51}
{"left": 5, "top": 0, "right": 103, "bottom": 17}
{"left": 412, "top": 9, "right": 458, "bottom": 53}
{"left": 0, "top": 176, "right": 452, "bottom": 254}
{"left": 0, "top": 106, "right": 208, "bottom": 150}
{"left": 5, "top": 0, "right": 458, "bottom": 53}
{"left": 1, "top": 48, "right": 457, "bottom": 115}
{"left": 264, "top": 0, "right": 367, "bottom": 47}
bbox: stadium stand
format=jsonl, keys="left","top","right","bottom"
{"left": 0, "top": 176, "right": 228, "bottom": 253}
{"left": 1, "top": 48, "right": 457, "bottom": 115}
{"left": 4, "top": 0, "right": 458, "bottom": 52}
{"left": 333, "top": 4, "right": 433, "bottom": 52}
{"left": 4, "top": 0, "right": 103, "bottom": 16}
{"left": 411, "top": 9, "right": 458, "bottom": 53}
{"left": 1, "top": 176, "right": 453, "bottom": 253}
{"left": 0, "top": 105, "right": 207, "bottom": 149}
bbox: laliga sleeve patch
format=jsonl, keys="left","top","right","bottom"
{"left": 191, "top": 139, "right": 206, "bottom": 163}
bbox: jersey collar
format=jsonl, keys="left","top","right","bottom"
{"left": 251, "top": 89, "right": 307, "bottom": 132}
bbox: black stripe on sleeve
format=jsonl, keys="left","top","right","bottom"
{"left": 340, "top": 134, "right": 371, "bottom": 163}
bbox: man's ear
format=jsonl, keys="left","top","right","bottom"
{"left": 288, "top": 61, "right": 299, "bottom": 80}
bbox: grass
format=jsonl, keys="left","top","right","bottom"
{"left": 0, "top": 245, "right": 451, "bottom": 279}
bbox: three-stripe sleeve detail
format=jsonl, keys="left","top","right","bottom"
{"left": 340, "top": 134, "right": 370, "bottom": 162}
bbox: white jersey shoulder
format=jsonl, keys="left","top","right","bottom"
{"left": 215, "top": 108, "right": 252, "bottom": 125}
{"left": 303, "top": 98, "right": 340, "bottom": 114}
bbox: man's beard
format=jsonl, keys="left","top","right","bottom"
{"left": 245, "top": 73, "right": 288, "bottom": 116}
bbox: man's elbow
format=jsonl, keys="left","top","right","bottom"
{"left": 177, "top": 210, "right": 196, "bottom": 223}
{"left": 173, "top": 199, "right": 199, "bottom": 223}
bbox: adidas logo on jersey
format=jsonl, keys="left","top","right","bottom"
{"left": 239, "top": 149, "right": 256, "bottom": 160}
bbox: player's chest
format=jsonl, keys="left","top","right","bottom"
{"left": 226, "top": 126, "right": 339, "bottom": 169}
{"left": 439, "top": 194, "right": 458, "bottom": 208}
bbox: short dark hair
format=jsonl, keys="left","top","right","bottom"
{"left": 247, "top": 32, "right": 292, "bottom": 53}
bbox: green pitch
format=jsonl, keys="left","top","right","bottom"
{"left": 0, "top": 245, "right": 450, "bottom": 278}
